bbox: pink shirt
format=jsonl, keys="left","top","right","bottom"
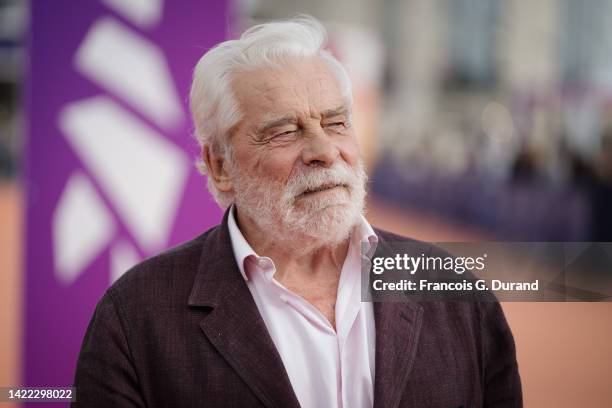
{"left": 228, "top": 207, "right": 378, "bottom": 408}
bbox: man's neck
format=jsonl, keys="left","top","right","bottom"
{"left": 235, "top": 206, "right": 354, "bottom": 329}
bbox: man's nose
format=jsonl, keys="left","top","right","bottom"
{"left": 301, "top": 127, "right": 338, "bottom": 168}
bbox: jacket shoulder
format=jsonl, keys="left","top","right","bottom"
{"left": 107, "top": 225, "right": 220, "bottom": 303}
{"left": 374, "top": 228, "right": 421, "bottom": 243}
{"left": 373, "top": 227, "right": 445, "bottom": 256}
{"left": 373, "top": 227, "right": 459, "bottom": 258}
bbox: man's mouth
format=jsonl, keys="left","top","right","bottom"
{"left": 299, "top": 182, "right": 348, "bottom": 197}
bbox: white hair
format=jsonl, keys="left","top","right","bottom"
{"left": 189, "top": 15, "right": 353, "bottom": 208}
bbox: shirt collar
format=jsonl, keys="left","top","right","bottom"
{"left": 227, "top": 205, "right": 256, "bottom": 281}
{"left": 228, "top": 205, "right": 378, "bottom": 281}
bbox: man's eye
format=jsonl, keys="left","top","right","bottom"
{"left": 325, "top": 122, "right": 346, "bottom": 128}
{"left": 267, "top": 130, "right": 297, "bottom": 142}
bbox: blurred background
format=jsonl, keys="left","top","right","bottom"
{"left": 1, "top": 0, "right": 612, "bottom": 407}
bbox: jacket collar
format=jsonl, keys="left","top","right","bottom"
{"left": 188, "top": 207, "right": 424, "bottom": 408}
{"left": 371, "top": 231, "right": 426, "bottom": 408}
{"left": 188, "top": 207, "right": 301, "bottom": 408}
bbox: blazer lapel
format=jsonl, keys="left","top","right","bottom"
{"left": 372, "top": 235, "right": 425, "bottom": 408}
{"left": 373, "top": 301, "right": 423, "bottom": 408}
{"left": 188, "top": 210, "right": 300, "bottom": 408}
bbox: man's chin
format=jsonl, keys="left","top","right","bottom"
{"left": 292, "top": 191, "right": 352, "bottom": 212}
{"left": 284, "top": 200, "right": 361, "bottom": 240}
{"left": 291, "top": 202, "right": 351, "bottom": 219}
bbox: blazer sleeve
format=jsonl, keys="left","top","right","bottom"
{"left": 480, "top": 302, "right": 523, "bottom": 408}
{"left": 72, "top": 291, "right": 145, "bottom": 407}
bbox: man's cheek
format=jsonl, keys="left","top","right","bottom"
{"left": 339, "top": 142, "right": 361, "bottom": 166}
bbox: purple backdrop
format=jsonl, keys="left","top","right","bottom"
{"left": 25, "top": 0, "right": 228, "bottom": 402}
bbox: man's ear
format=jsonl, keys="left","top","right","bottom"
{"left": 202, "top": 144, "right": 233, "bottom": 193}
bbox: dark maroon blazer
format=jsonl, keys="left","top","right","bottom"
{"left": 72, "top": 210, "right": 522, "bottom": 407}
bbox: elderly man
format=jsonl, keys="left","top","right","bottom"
{"left": 73, "top": 16, "right": 522, "bottom": 408}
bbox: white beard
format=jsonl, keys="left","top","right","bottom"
{"left": 232, "top": 160, "right": 367, "bottom": 249}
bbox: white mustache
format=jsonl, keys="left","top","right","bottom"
{"left": 284, "top": 163, "right": 358, "bottom": 200}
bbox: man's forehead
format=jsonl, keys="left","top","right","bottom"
{"left": 231, "top": 59, "right": 344, "bottom": 111}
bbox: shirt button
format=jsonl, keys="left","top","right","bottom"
{"left": 279, "top": 295, "right": 288, "bottom": 303}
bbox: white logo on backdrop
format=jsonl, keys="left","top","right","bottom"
{"left": 53, "top": 0, "right": 191, "bottom": 285}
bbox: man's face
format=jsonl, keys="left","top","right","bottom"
{"left": 226, "top": 56, "right": 366, "bottom": 244}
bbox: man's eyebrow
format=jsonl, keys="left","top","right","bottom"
{"left": 321, "top": 106, "right": 349, "bottom": 119}
{"left": 257, "top": 115, "right": 298, "bottom": 134}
